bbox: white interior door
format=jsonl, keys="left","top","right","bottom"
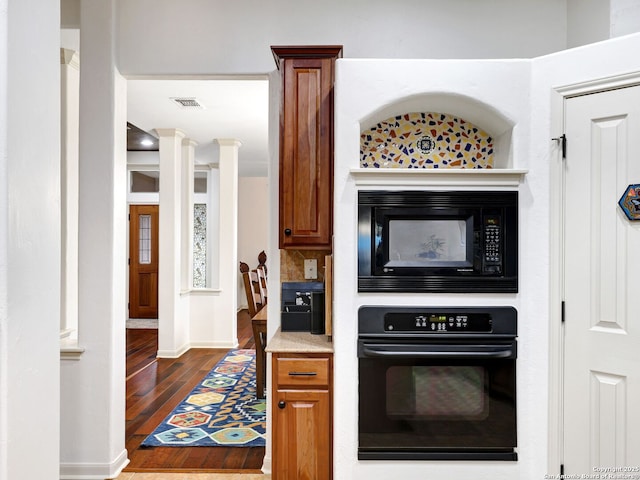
{"left": 563, "top": 85, "right": 640, "bottom": 473}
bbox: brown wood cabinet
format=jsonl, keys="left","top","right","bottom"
{"left": 272, "top": 46, "right": 343, "bottom": 250}
{"left": 271, "top": 352, "right": 333, "bottom": 480}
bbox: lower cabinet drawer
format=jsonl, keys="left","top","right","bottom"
{"left": 275, "top": 357, "right": 330, "bottom": 388}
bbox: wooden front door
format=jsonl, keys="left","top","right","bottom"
{"left": 129, "top": 205, "right": 159, "bottom": 318}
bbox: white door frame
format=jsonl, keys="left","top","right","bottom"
{"left": 548, "top": 70, "right": 640, "bottom": 473}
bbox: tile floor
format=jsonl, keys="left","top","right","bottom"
{"left": 115, "top": 474, "right": 269, "bottom": 480}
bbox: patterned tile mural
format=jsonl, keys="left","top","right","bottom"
{"left": 193, "top": 203, "right": 207, "bottom": 288}
{"left": 360, "top": 112, "right": 494, "bottom": 169}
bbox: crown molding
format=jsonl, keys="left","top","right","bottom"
{"left": 60, "top": 48, "right": 79, "bottom": 70}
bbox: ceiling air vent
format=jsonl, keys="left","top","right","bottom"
{"left": 171, "top": 97, "right": 205, "bottom": 109}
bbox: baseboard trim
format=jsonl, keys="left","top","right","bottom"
{"left": 156, "top": 343, "right": 190, "bottom": 358}
{"left": 157, "top": 340, "right": 239, "bottom": 358}
{"left": 190, "top": 340, "right": 238, "bottom": 349}
{"left": 261, "top": 453, "right": 272, "bottom": 475}
{"left": 60, "top": 449, "right": 129, "bottom": 479}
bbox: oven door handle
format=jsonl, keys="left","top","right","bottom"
{"left": 360, "top": 343, "right": 515, "bottom": 359}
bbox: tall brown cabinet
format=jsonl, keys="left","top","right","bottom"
{"left": 271, "top": 46, "right": 343, "bottom": 250}
{"left": 270, "top": 45, "right": 342, "bottom": 480}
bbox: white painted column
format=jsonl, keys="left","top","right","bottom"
{"left": 60, "top": 48, "right": 80, "bottom": 341}
{"left": 60, "top": 1, "right": 129, "bottom": 478}
{"left": 181, "top": 138, "right": 197, "bottom": 291}
{"left": 156, "top": 129, "right": 188, "bottom": 357}
{"left": 1, "top": 0, "right": 61, "bottom": 478}
{"left": 207, "top": 163, "right": 220, "bottom": 290}
{"left": 215, "top": 139, "right": 241, "bottom": 346}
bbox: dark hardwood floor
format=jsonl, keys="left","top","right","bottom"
{"left": 124, "top": 309, "right": 266, "bottom": 473}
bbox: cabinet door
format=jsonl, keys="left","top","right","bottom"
{"left": 274, "top": 389, "right": 331, "bottom": 480}
{"left": 279, "top": 56, "right": 334, "bottom": 249}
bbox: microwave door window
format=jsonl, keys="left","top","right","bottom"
{"left": 387, "top": 219, "right": 469, "bottom": 268}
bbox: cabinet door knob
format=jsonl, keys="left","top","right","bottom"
{"left": 278, "top": 400, "right": 286, "bottom": 409}
{"left": 284, "top": 228, "right": 292, "bottom": 236}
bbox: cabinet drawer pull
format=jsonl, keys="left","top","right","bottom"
{"left": 288, "top": 371, "right": 317, "bottom": 376}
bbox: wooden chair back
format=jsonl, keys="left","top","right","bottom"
{"left": 240, "top": 261, "right": 263, "bottom": 317}
{"left": 256, "top": 266, "right": 268, "bottom": 304}
{"left": 258, "top": 250, "right": 267, "bottom": 276}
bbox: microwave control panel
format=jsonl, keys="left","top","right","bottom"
{"left": 483, "top": 215, "right": 502, "bottom": 273}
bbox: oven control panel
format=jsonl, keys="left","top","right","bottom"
{"left": 384, "top": 312, "right": 492, "bottom": 332}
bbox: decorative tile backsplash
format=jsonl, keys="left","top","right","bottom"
{"left": 280, "top": 249, "right": 329, "bottom": 283}
{"left": 360, "top": 112, "right": 494, "bottom": 169}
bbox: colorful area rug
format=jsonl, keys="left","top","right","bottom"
{"left": 141, "top": 349, "right": 266, "bottom": 447}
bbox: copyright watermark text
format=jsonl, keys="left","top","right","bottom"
{"left": 544, "top": 466, "right": 640, "bottom": 480}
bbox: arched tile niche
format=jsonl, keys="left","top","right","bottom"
{"left": 359, "top": 93, "right": 515, "bottom": 170}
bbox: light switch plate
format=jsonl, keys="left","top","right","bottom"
{"left": 304, "top": 259, "right": 318, "bottom": 279}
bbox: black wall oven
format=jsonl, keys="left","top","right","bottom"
{"left": 358, "top": 306, "right": 517, "bottom": 461}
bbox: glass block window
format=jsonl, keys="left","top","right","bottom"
{"left": 139, "top": 214, "right": 152, "bottom": 264}
{"left": 193, "top": 204, "right": 207, "bottom": 288}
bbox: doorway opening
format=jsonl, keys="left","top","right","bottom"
{"left": 124, "top": 75, "right": 270, "bottom": 473}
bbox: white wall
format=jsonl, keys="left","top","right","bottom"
{"left": 331, "top": 32, "right": 640, "bottom": 480}
{"left": 61, "top": 49, "right": 80, "bottom": 340}
{"left": 611, "top": 0, "right": 640, "bottom": 36}
{"left": 1, "top": 0, "right": 61, "bottom": 477}
{"left": 333, "top": 58, "right": 535, "bottom": 480}
{"left": 41, "top": 1, "right": 640, "bottom": 478}
{"left": 56, "top": 0, "right": 639, "bottom": 75}
{"left": 114, "top": 0, "right": 568, "bottom": 76}
{"left": 60, "top": 1, "right": 129, "bottom": 478}
{"left": 157, "top": 129, "right": 190, "bottom": 357}
{"left": 567, "top": 0, "right": 640, "bottom": 47}
{"left": 532, "top": 31, "right": 640, "bottom": 472}
{"left": 567, "top": 0, "right": 611, "bottom": 48}
{"left": 125, "top": 150, "right": 241, "bottom": 353}
{"left": 61, "top": 28, "right": 80, "bottom": 52}
{"left": 237, "top": 176, "right": 269, "bottom": 310}
{"left": 61, "top": 0, "right": 80, "bottom": 29}
{"left": 127, "top": 150, "right": 160, "bottom": 165}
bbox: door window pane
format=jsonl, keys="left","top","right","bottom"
{"left": 139, "top": 214, "right": 152, "bottom": 264}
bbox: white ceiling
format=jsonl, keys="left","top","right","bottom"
{"left": 127, "top": 77, "right": 270, "bottom": 176}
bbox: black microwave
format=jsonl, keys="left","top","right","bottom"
{"left": 358, "top": 190, "right": 518, "bottom": 293}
